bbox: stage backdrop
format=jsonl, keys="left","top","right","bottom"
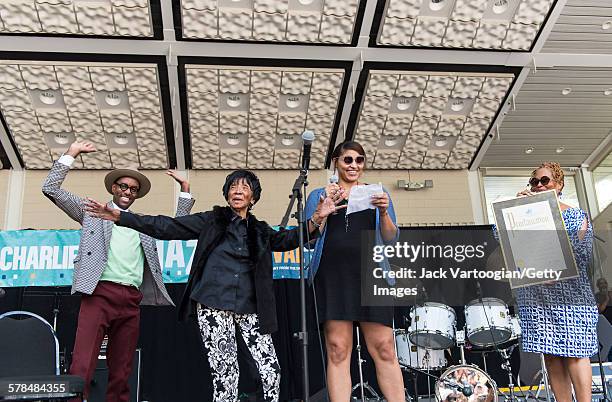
{"left": 0, "top": 229, "right": 311, "bottom": 287}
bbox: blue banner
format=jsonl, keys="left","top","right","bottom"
{"left": 0, "top": 229, "right": 310, "bottom": 287}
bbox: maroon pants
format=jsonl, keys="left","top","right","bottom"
{"left": 69, "top": 281, "right": 142, "bottom": 402}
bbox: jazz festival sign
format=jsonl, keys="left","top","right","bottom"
{"left": 0, "top": 228, "right": 309, "bottom": 287}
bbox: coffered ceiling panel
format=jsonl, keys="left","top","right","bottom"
{"left": 180, "top": 0, "right": 361, "bottom": 44}
{"left": 184, "top": 64, "right": 345, "bottom": 169}
{"left": 0, "top": 0, "right": 155, "bottom": 37}
{"left": 352, "top": 69, "right": 515, "bottom": 169}
{"left": 0, "top": 61, "right": 168, "bottom": 169}
{"left": 377, "top": 0, "right": 554, "bottom": 50}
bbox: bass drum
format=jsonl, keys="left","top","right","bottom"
{"left": 435, "top": 365, "right": 497, "bottom": 402}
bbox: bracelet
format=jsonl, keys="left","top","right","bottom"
{"left": 310, "top": 217, "right": 322, "bottom": 229}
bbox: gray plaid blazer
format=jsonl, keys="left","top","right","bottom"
{"left": 42, "top": 161, "right": 195, "bottom": 306}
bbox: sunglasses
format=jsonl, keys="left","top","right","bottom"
{"left": 528, "top": 176, "right": 551, "bottom": 187}
{"left": 340, "top": 155, "right": 365, "bottom": 165}
{"left": 115, "top": 182, "right": 140, "bottom": 195}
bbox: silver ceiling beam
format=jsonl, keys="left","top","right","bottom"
{"left": 4, "top": 35, "right": 612, "bottom": 68}
{"left": 160, "top": 0, "right": 186, "bottom": 170}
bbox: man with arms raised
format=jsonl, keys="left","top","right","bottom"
{"left": 42, "top": 141, "right": 195, "bottom": 402}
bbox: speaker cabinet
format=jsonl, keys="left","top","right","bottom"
{"left": 89, "top": 349, "right": 141, "bottom": 402}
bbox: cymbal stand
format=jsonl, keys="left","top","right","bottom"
{"left": 500, "top": 345, "right": 519, "bottom": 402}
{"left": 351, "top": 326, "right": 381, "bottom": 401}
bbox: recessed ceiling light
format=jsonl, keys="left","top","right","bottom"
{"left": 492, "top": 0, "right": 509, "bottom": 14}
{"left": 114, "top": 135, "right": 129, "bottom": 145}
{"left": 556, "top": 147, "right": 565, "bottom": 153}
{"left": 603, "top": 21, "right": 612, "bottom": 30}
{"left": 384, "top": 138, "right": 398, "bottom": 147}
{"left": 429, "top": 0, "right": 447, "bottom": 11}
{"left": 450, "top": 99, "right": 465, "bottom": 112}
{"left": 561, "top": 88, "right": 572, "bottom": 95}
{"left": 281, "top": 136, "right": 295, "bottom": 146}
{"left": 298, "top": 0, "right": 315, "bottom": 4}
{"left": 435, "top": 138, "right": 448, "bottom": 147}
{"left": 105, "top": 92, "right": 122, "bottom": 106}
{"left": 604, "top": 88, "right": 612, "bottom": 96}
{"left": 396, "top": 98, "right": 411, "bottom": 111}
{"left": 525, "top": 147, "right": 534, "bottom": 154}
{"left": 226, "top": 135, "right": 241, "bottom": 146}
{"left": 286, "top": 96, "right": 301, "bottom": 109}
{"left": 39, "top": 91, "right": 57, "bottom": 105}
{"left": 54, "top": 133, "right": 70, "bottom": 145}
{"left": 226, "top": 94, "right": 242, "bottom": 108}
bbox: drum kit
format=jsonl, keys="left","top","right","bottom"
{"left": 394, "top": 297, "right": 522, "bottom": 402}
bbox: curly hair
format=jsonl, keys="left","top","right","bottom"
{"left": 222, "top": 169, "right": 262, "bottom": 208}
{"left": 532, "top": 161, "right": 564, "bottom": 189}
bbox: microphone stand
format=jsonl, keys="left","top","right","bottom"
{"left": 280, "top": 167, "right": 310, "bottom": 402}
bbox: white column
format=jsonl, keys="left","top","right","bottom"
{"left": 467, "top": 170, "right": 486, "bottom": 224}
{"left": 4, "top": 169, "right": 25, "bottom": 230}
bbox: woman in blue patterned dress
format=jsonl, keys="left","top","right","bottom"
{"left": 515, "top": 162, "right": 598, "bottom": 402}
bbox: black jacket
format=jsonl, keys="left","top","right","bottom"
{"left": 119, "top": 206, "right": 315, "bottom": 333}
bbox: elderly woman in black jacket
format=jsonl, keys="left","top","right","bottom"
{"left": 85, "top": 169, "right": 344, "bottom": 402}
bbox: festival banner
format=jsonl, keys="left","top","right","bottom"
{"left": 0, "top": 228, "right": 311, "bottom": 287}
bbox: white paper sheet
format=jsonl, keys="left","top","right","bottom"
{"left": 347, "top": 183, "right": 383, "bottom": 215}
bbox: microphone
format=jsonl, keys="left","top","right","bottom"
{"left": 300, "top": 130, "right": 315, "bottom": 172}
{"left": 442, "top": 379, "right": 473, "bottom": 397}
{"left": 329, "top": 173, "right": 338, "bottom": 184}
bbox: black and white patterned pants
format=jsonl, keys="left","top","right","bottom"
{"left": 196, "top": 304, "right": 281, "bottom": 402}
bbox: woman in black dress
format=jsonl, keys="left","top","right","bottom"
{"left": 305, "top": 141, "right": 404, "bottom": 401}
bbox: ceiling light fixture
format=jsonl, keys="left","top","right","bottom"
{"left": 226, "top": 94, "right": 242, "bottom": 108}
{"left": 561, "top": 88, "right": 572, "bottom": 95}
{"left": 429, "top": 0, "right": 447, "bottom": 12}
{"left": 298, "top": 0, "right": 315, "bottom": 4}
{"left": 384, "top": 138, "right": 398, "bottom": 147}
{"left": 286, "top": 96, "right": 301, "bottom": 109}
{"left": 603, "top": 21, "right": 612, "bottom": 30}
{"left": 226, "top": 135, "right": 241, "bottom": 146}
{"left": 39, "top": 91, "right": 57, "bottom": 105}
{"left": 53, "top": 133, "right": 70, "bottom": 145}
{"left": 435, "top": 138, "right": 448, "bottom": 147}
{"left": 396, "top": 98, "right": 411, "bottom": 111}
{"left": 281, "top": 136, "right": 295, "bottom": 146}
{"left": 450, "top": 99, "right": 465, "bottom": 112}
{"left": 556, "top": 147, "right": 565, "bottom": 154}
{"left": 525, "top": 147, "right": 534, "bottom": 154}
{"left": 114, "top": 135, "right": 129, "bottom": 145}
{"left": 105, "top": 92, "right": 122, "bottom": 106}
{"left": 604, "top": 88, "right": 612, "bottom": 96}
{"left": 492, "top": 0, "right": 509, "bottom": 14}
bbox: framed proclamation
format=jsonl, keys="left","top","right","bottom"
{"left": 492, "top": 190, "right": 578, "bottom": 289}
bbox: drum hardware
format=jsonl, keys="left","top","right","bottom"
{"left": 499, "top": 345, "right": 519, "bottom": 402}
{"left": 456, "top": 329, "right": 467, "bottom": 365}
{"left": 352, "top": 326, "right": 382, "bottom": 402}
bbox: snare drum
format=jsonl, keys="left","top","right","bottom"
{"left": 408, "top": 302, "right": 456, "bottom": 350}
{"left": 465, "top": 298, "right": 512, "bottom": 347}
{"left": 436, "top": 364, "right": 498, "bottom": 402}
{"left": 395, "top": 329, "right": 447, "bottom": 371}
